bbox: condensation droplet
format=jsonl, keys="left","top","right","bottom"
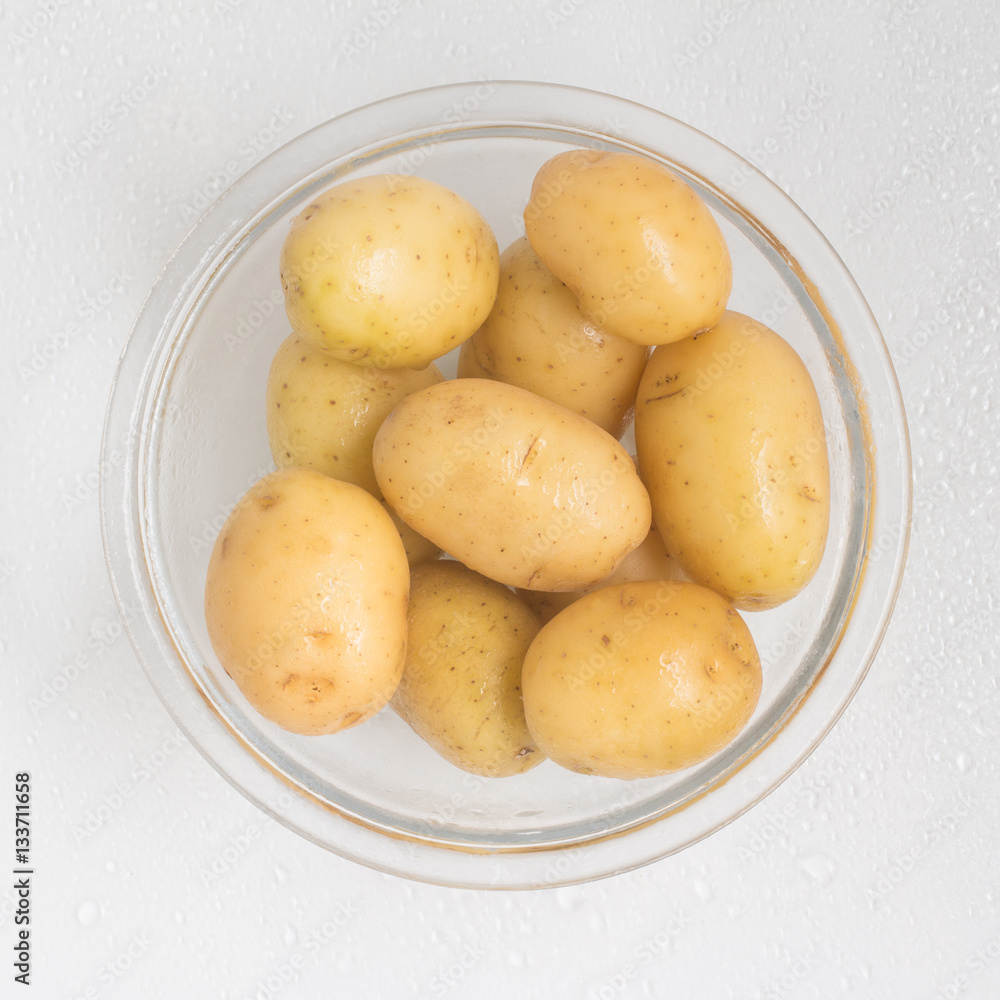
{"left": 508, "top": 951, "right": 525, "bottom": 969}
{"left": 799, "top": 853, "right": 836, "bottom": 886}
{"left": 957, "top": 751, "right": 973, "bottom": 772}
{"left": 284, "top": 926, "right": 296, "bottom": 946}
{"left": 77, "top": 900, "right": 100, "bottom": 927}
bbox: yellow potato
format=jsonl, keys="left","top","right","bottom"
{"left": 521, "top": 581, "right": 762, "bottom": 778}
{"left": 265, "top": 333, "right": 444, "bottom": 495}
{"left": 456, "top": 236, "right": 648, "bottom": 438}
{"left": 372, "top": 378, "right": 651, "bottom": 591}
{"left": 204, "top": 468, "right": 409, "bottom": 735}
{"left": 393, "top": 561, "right": 543, "bottom": 777}
{"left": 383, "top": 502, "right": 441, "bottom": 568}
{"left": 524, "top": 149, "right": 731, "bottom": 345}
{"left": 635, "top": 310, "right": 829, "bottom": 610}
{"left": 517, "top": 524, "right": 685, "bottom": 624}
{"left": 280, "top": 174, "right": 499, "bottom": 369}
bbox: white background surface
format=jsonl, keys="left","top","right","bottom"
{"left": 2, "top": 2, "right": 998, "bottom": 998}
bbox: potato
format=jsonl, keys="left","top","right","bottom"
{"left": 372, "top": 378, "right": 651, "bottom": 591}
{"left": 204, "top": 468, "right": 409, "bottom": 735}
{"left": 383, "top": 502, "right": 441, "bottom": 568}
{"left": 266, "top": 333, "right": 444, "bottom": 495}
{"left": 524, "top": 150, "right": 731, "bottom": 346}
{"left": 521, "top": 581, "right": 762, "bottom": 778}
{"left": 279, "top": 174, "right": 500, "bottom": 369}
{"left": 456, "top": 236, "right": 648, "bottom": 438}
{"left": 517, "top": 524, "right": 685, "bottom": 624}
{"left": 635, "top": 310, "right": 829, "bottom": 610}
{"left": 393, "top": 561, "right": 543, "bottom": 777}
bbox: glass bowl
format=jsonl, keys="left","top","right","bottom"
{"left": 100, "top": 82, "right": 911, "bottom": 889}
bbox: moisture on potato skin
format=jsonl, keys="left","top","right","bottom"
{"left": 203, "top": 468, "right": 409, "bottom": 736}
{"left": 517, "top": 524, "right": 686, "bottom": 624}
{"left": 521, "top": 580, "right": 762, "bottom": 779}
{"left": 524, "top": 149, "right": 732, "bottom": 347}
{"left": 393, "top": 561, "right": 543, "bottom": 777}
{"left": 372, "top": 378, "right": 652, "bottom": 592}
{"left": 456, "top": 236, "right": 649, "bottom": 439}
{"left": 634, "top": 310, "right": 830, "bottom": 610}
{"left": 266, "top": 332, "right": 444, "bottom": 496}
{"left": 279, "top": 174, "right": 500, "bottom": 370}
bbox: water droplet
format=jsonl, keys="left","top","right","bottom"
{"left": 555, "top": 886, "right": 584, "bottom": 911}
{"left": 799, "top": 853, "right": 836, "bottom": 886}
{"left": 77, "top": 900, "right": 100, "bottom": 927}
{"left": 508, "top": 951, "right": 525, "bottom": 969}
{"left": 174, "top": 911, "right": 185, "bottom": 925}
{"left": 284, "top": 927, "right": 296, "bottom": 946}
{"left": 694, "top": 878, "right": 713, "bottom": 901}
{"left": 105, "top": 860, "right": 116, "bottom": 873}
{"left": 957, "top": 751, "right": 973, "bottom": 772}
{"left": 275, "top": 866, "right": 288, "bottom": 883}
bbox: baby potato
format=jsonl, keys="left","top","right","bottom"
{"left": 521, "top": 580, "right": 762, "bottom": 778}
{"left": 372, "top": 378, "right": 651, "bottom": 592}
{"left": 393, "top": 561, "right": 543, "bottom": 777}
{"left": 204, "top": 468, "right": 409, "bottom": 736}
{"left": 456, "top": 236, "right": 648, "bottom": 438}
{"left": 266, "top": 333, "right": 444, "bottom": 496}
{"left": 524, "top": 149, "right": 731, "bottom": 345}
{"left": 280, "top": 174, "right": 499, "bottom": 369}
{"left": 383, "top": 502, "right": 441, "bottom": 568}
{"left": 635, "top": 310, "right": 830, "bottom": 610}
{"left": 517, "top": 524, "right": 685, "bottom": 624}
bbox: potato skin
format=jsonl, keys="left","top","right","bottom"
{"left": 204, "top": 468, "right": 409, "bottom": 735}
{"left": 266, "top": 333, "right": 444, "bottom": 496}
{"left": 635, "top": 311, "right": 830, "bottom": 610}
{"left": 524, "top": 150, "right": 731, "bottom": 346}
{"left": 517, "top": 525, "right": 685, "bottom": 624}
{"left": 521, "top": 581, "right": 762, "bottom": 778}
{"left": 372, "top": 378, "right": 652, "bottom": 592}
{"left": 456, "top": 236, "right": 648, "bottom": 438}
{"left": 393, "top": 561, "right": 543, "bottom": 777}
{"left": 280, "top": 174, "right": 499, "bottom": 369}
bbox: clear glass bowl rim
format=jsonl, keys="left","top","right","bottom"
{"left": 100, "top": 80, "right": 912, "bottom": 889}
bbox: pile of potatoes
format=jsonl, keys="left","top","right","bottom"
{"left": 204, "top": 151, "right": 830, "bottom": 781}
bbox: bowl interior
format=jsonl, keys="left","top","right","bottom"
{"left": 143, "top": 126, "right": 863, "bottom": 849}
